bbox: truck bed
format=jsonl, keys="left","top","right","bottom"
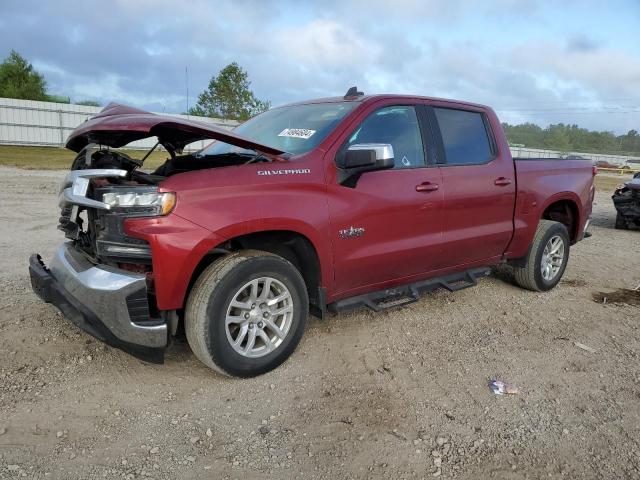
{"left": 505, "top": 157, "right": 595, "bottom": 259}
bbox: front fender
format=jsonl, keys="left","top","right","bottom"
{"left": 124, "top": 213, "right": 225, "bottom": 310}
{"left": 245, "top": 216, "right": 334, "bottom": 290}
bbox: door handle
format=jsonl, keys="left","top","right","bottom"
{"left": 416, "top": 182, "right": 439, "bottom": 192}
{"left": 494, "top": 177, "right": 512, "bottom": 186}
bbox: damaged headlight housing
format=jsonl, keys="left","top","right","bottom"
{"left": 102, "top": 188, "right": 176, "bottom": 216}
{"left": 90, "top": 187, "right": 176, "bottom": 261}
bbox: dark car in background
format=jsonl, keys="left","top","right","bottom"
{"left": 613, "top": 172, "right": 640, "bottom": 229}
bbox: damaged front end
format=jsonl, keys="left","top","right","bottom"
{"left": 29, "top": 147, "right": 175, "bottom": 362}
{"left": 612, "top": 173, "right": 640, "bottom": 230}
{"left": 29, "top": 103, "right": 285, "bottom": 362}
{"left": 58, "top": 146, "right": 173, "bottom": 265}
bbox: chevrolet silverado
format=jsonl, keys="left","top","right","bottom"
{"left": 29, "top": 89, "right": 595, "bottom": 377}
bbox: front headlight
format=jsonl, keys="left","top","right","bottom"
{"left": 101, "top": 188, "right": 176, "bottom": 216}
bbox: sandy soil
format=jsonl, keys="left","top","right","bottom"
{"left": 0, "top": 167, "right": 639, "bottom": 479}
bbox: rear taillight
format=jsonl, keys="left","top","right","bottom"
{"left": 592, "top": 166, "right": 598, "bottom": 176}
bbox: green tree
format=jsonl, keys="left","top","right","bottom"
{"left": 188, "top": 62, "right": 270, "bottom": 121}
{"left": 75, "top": 100, "right": 101, "bottom": 107}
{"left": 503, "top": 122, "right": 640, "bottom": 156}
{"left": 0, "top": 50, "right": 48, "bottom": 101}
{"left": 620, "top": 129, "right": 639, "bottom": 152}
{"left": 544, "top": 124, "right": 572, "bottom": 152}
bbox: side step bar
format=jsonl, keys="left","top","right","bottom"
{"left": 328, "top": 267, "right": 491, "bottom": 314}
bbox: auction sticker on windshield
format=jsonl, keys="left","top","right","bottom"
{"left": 278, "top": 128, "right": 316, "bottom": 139}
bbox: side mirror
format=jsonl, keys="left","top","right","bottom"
{"left": 337, "top": 143, "right": 394, "bottom": 187}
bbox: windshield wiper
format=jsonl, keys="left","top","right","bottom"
{"left": 195, "top": 151, "right": 271, "bottom": 164}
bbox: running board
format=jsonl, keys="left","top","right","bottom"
{"left": 328, "top": 267, "right": 491, "bottom": 314}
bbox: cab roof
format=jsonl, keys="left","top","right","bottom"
{"left": 275, "top": 93, "right": 490, "bottom": 112}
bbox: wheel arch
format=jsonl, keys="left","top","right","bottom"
{"left": 540, "top": 194, "right": 581, "bottom": 243}
{"left": 185, "top": 229, "right": 326, "bottom": 319}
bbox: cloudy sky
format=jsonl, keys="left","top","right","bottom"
{"left": 1, "top": 0, "right": 639, "bottom": 133}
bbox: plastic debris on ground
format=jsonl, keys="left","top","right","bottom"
{"left": 489, "top": 380, "right": 519, "bottom": 395}
{"left": 574, "top": 342, "right": 597, "bottom": 353}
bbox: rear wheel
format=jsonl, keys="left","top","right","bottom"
{"left": 185, "top": 250, "right": 308, "bottom": 377}
{"left": 513, "top": 220, "right": 570, "bottom": 292}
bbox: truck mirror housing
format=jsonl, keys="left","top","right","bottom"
{"left": 337, "top": 143, "right": 394, "bottom": 187}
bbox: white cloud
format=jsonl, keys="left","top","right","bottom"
{"left": 2, "top": 0, "right": 638, "bottom": 132}
{"left": 272, "top": 20, "right": 379, "bottom": 67}
{"left": 509, "top": 41, "right": 640, "bottom": 99}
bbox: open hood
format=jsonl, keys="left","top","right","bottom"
{"left": 65, "top": 103, "right": 285, "bottom": 156}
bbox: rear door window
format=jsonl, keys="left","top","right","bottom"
{"left": 434, "top": 108, "right": 494, "bottom": 165}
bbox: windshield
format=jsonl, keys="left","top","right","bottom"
{"left": 199, "top": 101, "right": 357, "bottom": 156}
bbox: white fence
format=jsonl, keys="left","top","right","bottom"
{"left": 1, "top": 97, "right": 639, "bottom": 165}
{"left": 510, "top": 147, "right": 640, "bottom": 167}
{"left": 0, "top": 97, "right": 238, "bottom": 151}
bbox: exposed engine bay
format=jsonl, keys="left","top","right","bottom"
{"left": 55, "top": 102, "right": 284, "bottom": 271}
{"left": 70, "top": 144, "right": 263, "bottom": 182}
{"left": 59, "top": 146, "right": 160, "bottom": 268}
{"left": 59, "top": 144, "right": 268, "bottom": 269}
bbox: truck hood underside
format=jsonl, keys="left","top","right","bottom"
{"left": 65, "top": 103, "right": 285, "bottom": 156}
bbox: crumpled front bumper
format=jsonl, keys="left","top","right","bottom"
{"left": 29, "top": 243, "right": 167, "bottom": 362}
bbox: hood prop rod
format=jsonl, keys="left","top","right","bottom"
{"left": 140, "top": 141, "right": 160, "bottom": 165}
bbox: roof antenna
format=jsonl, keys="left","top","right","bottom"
{"left": 344, "top": 86, "right": 364, "bottom": 99}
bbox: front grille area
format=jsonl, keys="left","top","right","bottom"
{"left": 94, "top": 217, "right": 151, "bottom": 261}
{"left": 58, "top": 202, "right": 152, "bottom": 263}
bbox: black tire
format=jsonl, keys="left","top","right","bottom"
{"left": 513, "top": 220, "right": 570, "bottom": 292}
{"left": 185, "top": 250, "right": 309, "bottom": 377}
{"left": 615, "top": 213, "right": 629, "bottom": 230}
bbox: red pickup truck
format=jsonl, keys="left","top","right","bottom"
{"left": 29, "top": 90, "right": 595, "bottom": 377}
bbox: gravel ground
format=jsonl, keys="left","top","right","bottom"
{"left": 0, "top": 166, "right": 639, "bottom": 480}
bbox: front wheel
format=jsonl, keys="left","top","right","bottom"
{"left": 513, "top": 220, "right": 570, "bottom": 292}
{"left": 185, "top": 250, "right": 309, "bottom": 377}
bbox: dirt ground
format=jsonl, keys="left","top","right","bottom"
{"left": 1, "top": 166, "right": 639, "bottom": 480}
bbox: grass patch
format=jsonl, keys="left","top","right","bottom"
{"left": 594, "top": 174, "right": 633, "bottom": 193}
{"left": 0, "top": 145, "right": 170, "bottom": 170}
